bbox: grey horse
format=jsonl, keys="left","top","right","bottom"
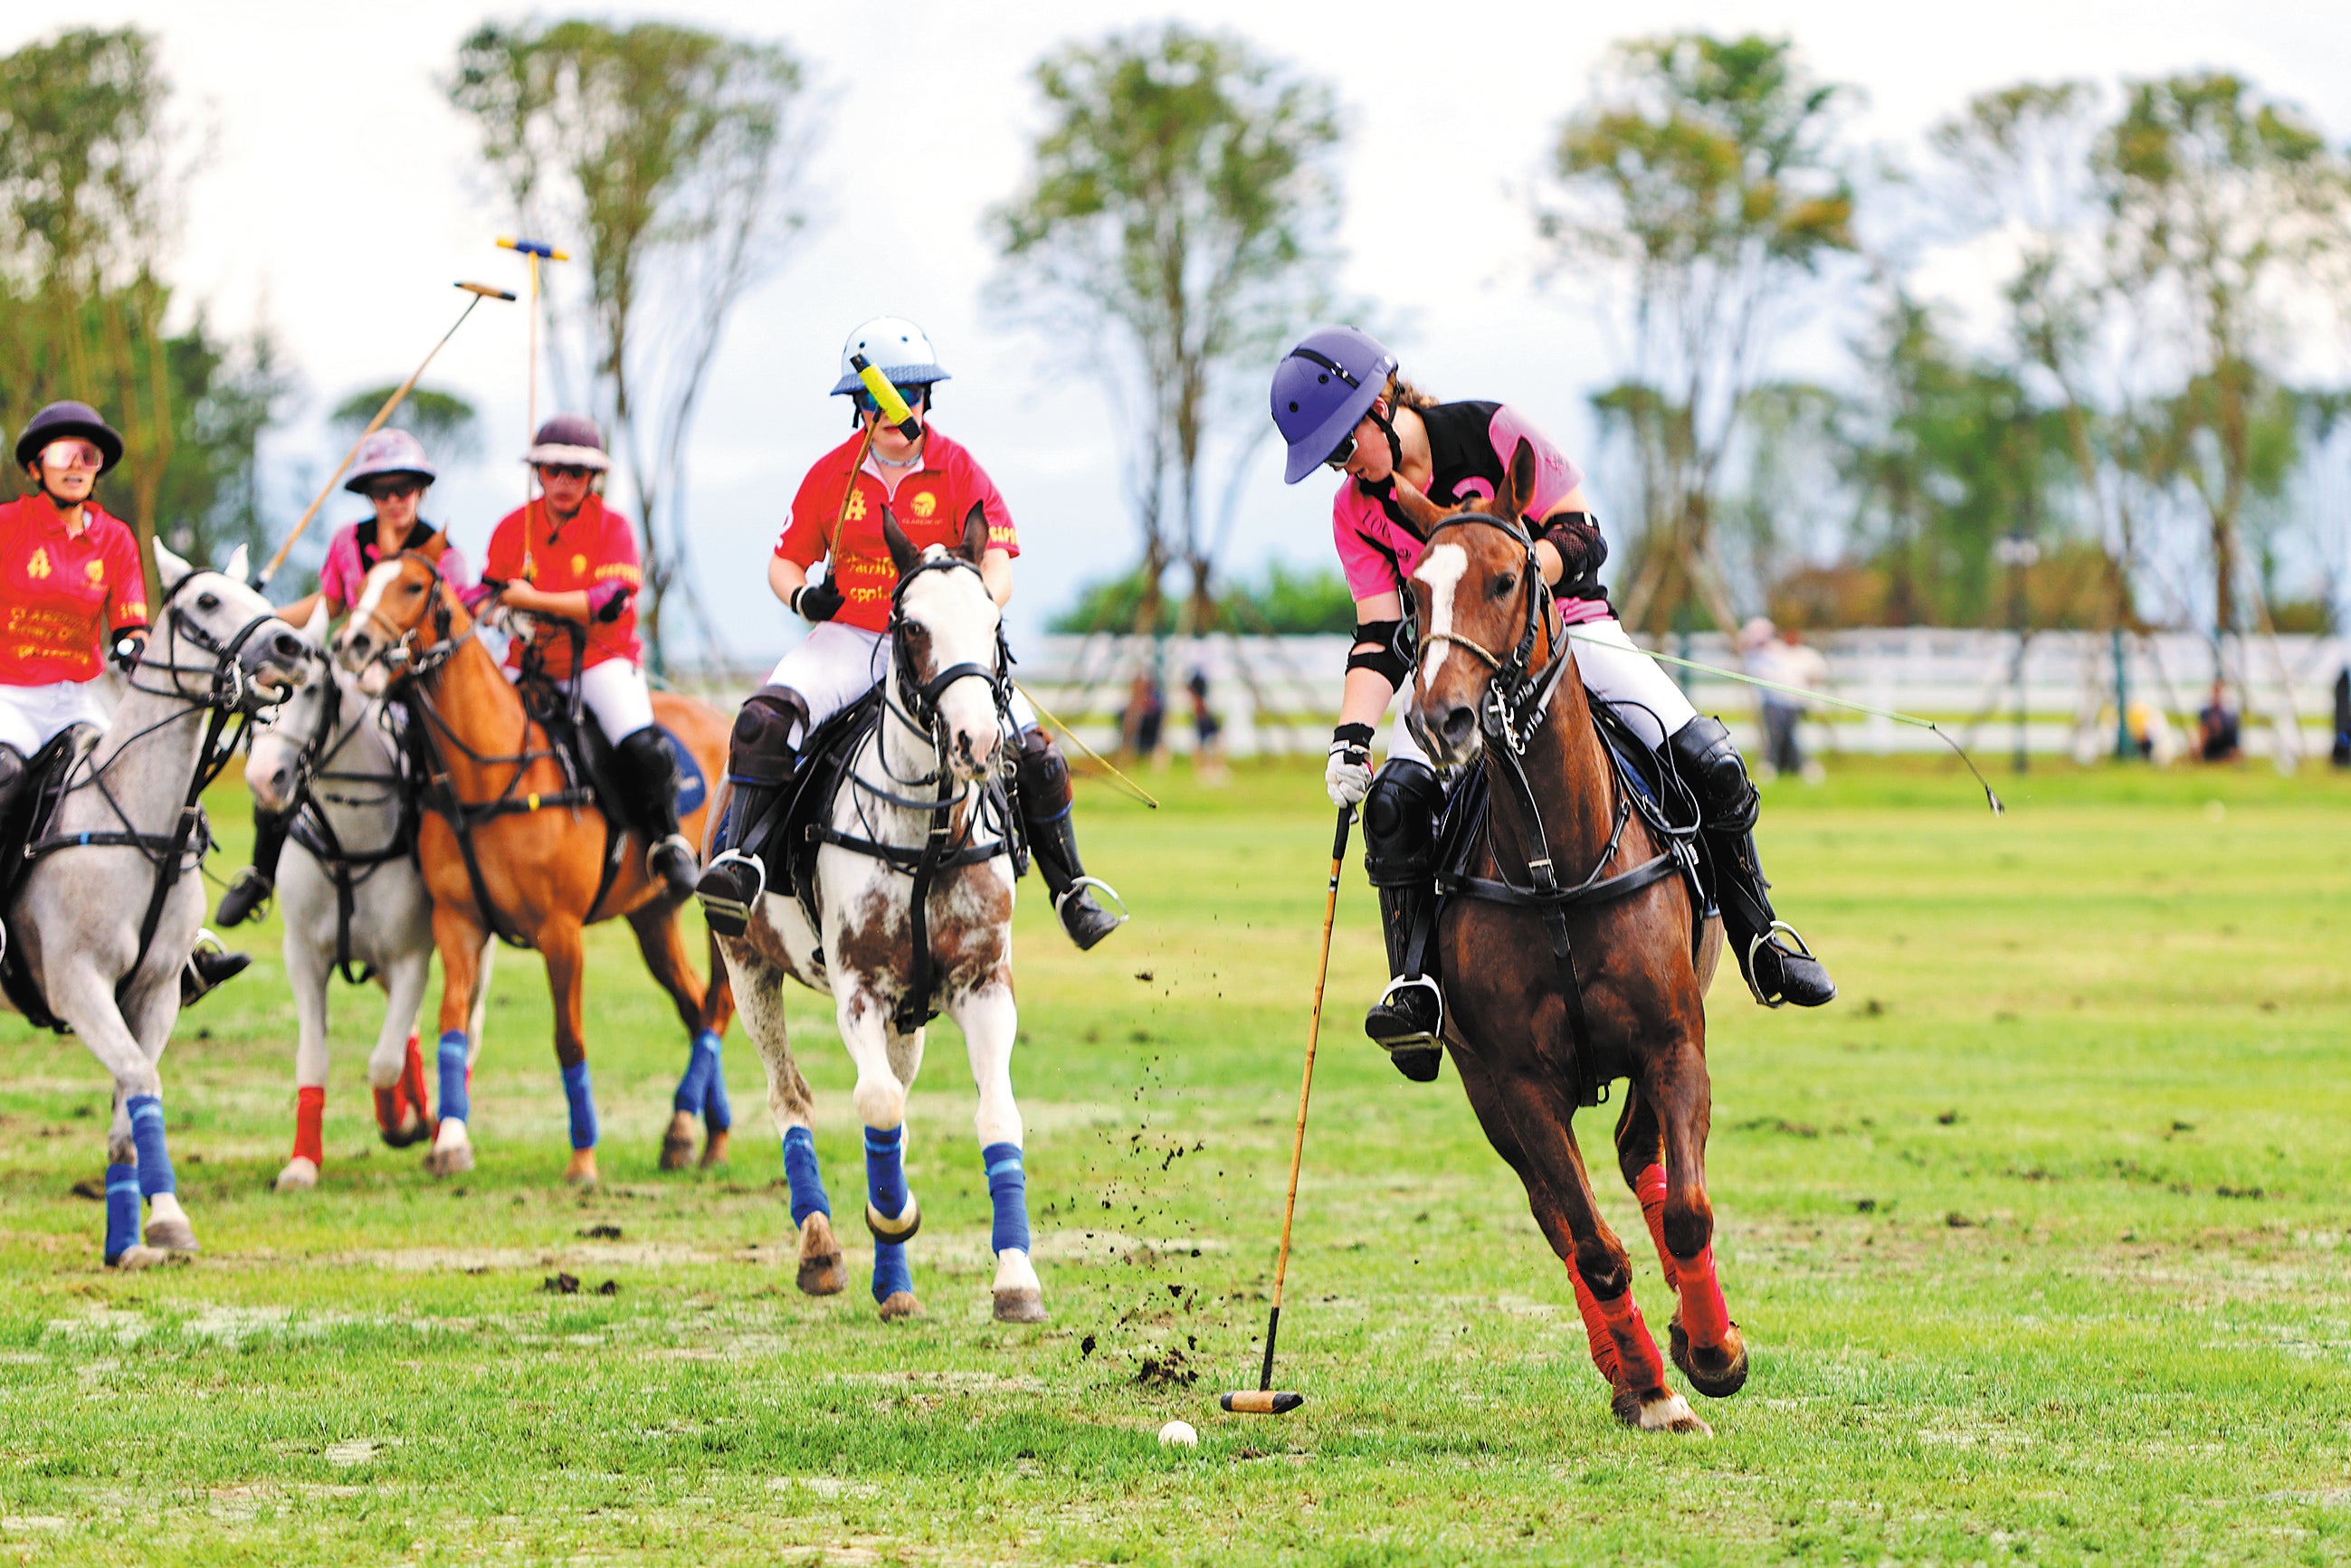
{"left": 240, "top": 603, "right": 491, "bottom": 1191}
{"left": 5, "top": 540, "right": 309, "bottom": 1265}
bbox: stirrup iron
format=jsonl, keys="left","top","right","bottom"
{"left": 1369, "top": 974, "right": 1443, "bottom": 1054}
{"left": 698, "top": 848, "right": 766, "bottom": 929}
{"left": 1743, "top": 920, "right": 1817, "bottom": 1010}
{"left": 1052, "top": 875, "right": 1129, "bottom": 928}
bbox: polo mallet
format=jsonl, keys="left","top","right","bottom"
{"left": 498, "top": 237, "right": 569, "bottom": 556}
{"left": 255, "top": 280, "right": 514, "bottom": 589}
{"left": 1222, "top": 804, "right": 1354, "bottom": 1416}
{"left": 851, "top": 353, "right": 925, "bottom": 441}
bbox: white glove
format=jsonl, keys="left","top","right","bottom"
{"left": 1326, "top": 723, "right": 1375, "bottom": 807}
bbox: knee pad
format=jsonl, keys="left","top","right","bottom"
{"left": 1015, "top": 727, "right": 1071, "bottom": 818}
{"left": 728, "top": 685, "right": 808, "bottom": 784}
{"left": 1362, "top": 758, "right": 1442, "bottom": 887}
{"left": 1669, "top": 716, "right": 1757, "bottom": 832}
{"left": 0, "top": 745, "right": 24, "bottom": 794}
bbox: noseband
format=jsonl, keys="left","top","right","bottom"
{"left": 130, "top": 571, "right": 297, "bottom": 717}
{"left": 346, "top": 552, "right": 465, "bottom": 683}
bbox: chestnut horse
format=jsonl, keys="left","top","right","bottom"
{"left": 1395, "top": 442, "right": 1747, "bottom": 1436}
{"left": 334, "top": 553, "right": 735, "bottom": 1184}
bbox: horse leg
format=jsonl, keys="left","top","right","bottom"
{"left": 1490, "top": 1062, "right": 1708, "bottom": 1435}
{"left": 279, "top": 925, "right": 331, "bottom": 1190}
{"left": 102, "top": 965, "right": 196, "bottom": 1260}
{"left": 539, "top": 917, "right": 598, "bottom": 1187}
{"left": 368, "top": 946, "right": 433, "bottom": 1149}
{"left": 1451, "top": 1045, "right": 1618, "bottom": 1384}
{"left": 729, "top": 946, "right": 843, "bottom": 1295}
{"left": 628, "top": 905, "right": 729, "bottom": 1172}
{"left": 1644, "top": 1037, "right": 1747, "bottom": 1399}
{"left": 834, "top": 979, "right": 922, "bottom": 1320}
{"left": 424, "top": 905, "right": 487, "bottom": 1175}
{"left": 1613, "top": 1084, "right": 1680, "bottom": 1291}
{"left": 950, "top": 980, "right": 1044, "bottom": 1325}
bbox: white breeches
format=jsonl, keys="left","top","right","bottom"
{"left": 0, "top": 679, "right": 108, "bottom": 755}
{"left": 503, "top": 659, "right": 657, "bottom": 741}
{"left": 766, "top": 622, "right": 1035, "bottom": 741}
{"left": 1383, "top": 614, "right": 1698, "bottom": 765}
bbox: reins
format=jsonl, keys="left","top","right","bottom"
{"left": 269, "top": 653, "right": 417, "bottom": 984}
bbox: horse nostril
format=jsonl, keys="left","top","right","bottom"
{"left": 271, "top": 632, "right": 305, "bottom": 661}
{"left": 1442, "top": 706, "right": 1475, "bottom": 746}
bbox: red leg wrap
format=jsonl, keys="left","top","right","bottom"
{"left": 1634, "top": 1164, "right": 1679, "bottom": 1290}
{"left": 400, "top": 1033, "right": 432, "bottom": 1125}
{"left": 294, "top": 1086, "right": 326, "bottom": 1166}
{"left": 1566, "top": 1260, "right": 1623, "bottom": 1383}
{"left": 1591, "top": 1283, "right": 1668, "bottom": 1393}
{"left": 1675, "top": 1242, "right": 1732, "bottom": 1349}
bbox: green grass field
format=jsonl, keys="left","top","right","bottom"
{"left": 4, "top": 753, "right": 2350, "bottom": 1565}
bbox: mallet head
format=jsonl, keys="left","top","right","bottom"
{"left": 456, "top": 280, "right": 518, "bottom": 301}
{"left": 1218, "top": 1391, "right": 1304, "bottom": 1415}
{"left": 497, "top": 236, "right": 570, "bottom": 261}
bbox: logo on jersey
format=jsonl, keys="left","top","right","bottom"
{"left": 85, "top": 559, "right": 104, "bottom": 583}
{"left": 572, "top": 553, "right": 588, "bottom": 576}
{"left": 844, "top": 489, "right": 868, "bottom": 523}
{"left": 25, "top": 548, "right": 50, "bottom": 580}
{"left": 910, "top": 491, "right": 937, "bottom": 518}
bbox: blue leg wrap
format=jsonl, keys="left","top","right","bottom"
{"left": 103, "top": 1161, "right": 140, "bottom": 1262}
{"left": 561, "top": 1060, "right": 598, "bottom": 1151}
{"left": 871, "top": 1240, "right": 913, "bottom": 1304}
{"left": 864, "top": 1124, "right": 908, "bottom": 1220}
{"left": 126, "top": 1094, "right": 174, "bottom": 1198}
{"left": 983, "top": 1141, "right": 1031, "bottom": 1255}
{"left": 697, "top": 1031, "right": 732, "bottom": 1131}
{"left": 672, "top": 1031, "right": 716, "bottom": 1117}
{"left": 437, "top": 1031, "right": 471, "bottom": 1124}
{"left": 782, "top": 1126, "right": 830, "bottom": 1224}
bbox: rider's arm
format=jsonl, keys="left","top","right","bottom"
{"left": 497, "top": 582, "right": 594, "bottom": 622}
{"left": 768, "top": 555, "right": 807, "bottom": 603}
{"left": 1528, "top": 485, "right": 1593, "bottom": 586}
{"left": 279, "top": 591, "right": 327, "bottom": 628}
{"left": 981, "top": 547, "right": 1013, "bottom": 608}
{"left": 1341, "top": 590, "right": 1404, "bottom": 729}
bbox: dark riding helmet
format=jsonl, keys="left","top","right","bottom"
{"left": 14, "top": 401, "right": 126, "bottom": 477}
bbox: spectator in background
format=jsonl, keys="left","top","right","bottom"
{"left": 2198, "top": 679, "right": 2242, "bottom": 763}
{"left": 1741, "top": 618, "right": 1828, "bottom": 784}
{"left": 2332, "top": 668, "right": 2349, "bottom": 768}
{"left": 1187, "top": 668, "right": 1228, "bottom": 784}
{"left": 1121, "top": 669, "right": 1166, "bottom": 765}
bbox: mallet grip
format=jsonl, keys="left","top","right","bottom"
{"left": 851, "top": 354, "right": 925, "bottom": 441}
{"left": 1220, "top": 1391, "right": 1305, "bottom": 1415}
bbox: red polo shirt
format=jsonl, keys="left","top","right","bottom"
{"left": 0, "top": 495, "right": 150, "bottom": 686}
{"left": 481, "top": 493, "right": 642, "bottom": 678}
{"left": 773, "top": 427, "right": 1019, "bottom": 633}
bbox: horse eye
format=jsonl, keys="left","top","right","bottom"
{"left": 1490, "top": 572, "right": 1518, "bottom": 599}
{"left": 197, "top": 592, "right": 221, "bottom": 612}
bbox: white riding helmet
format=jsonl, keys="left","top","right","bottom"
{"left": 342, "top": 428, "right": 436, "bottom": 493}
{"left": 830, "top": 316, "right": 951, "bottom": 396}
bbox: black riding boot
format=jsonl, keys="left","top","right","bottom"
{"left": 215, "top": 804, "right": 292, "bottom": 927}
{"left": 0, "top": 745, "right": 28, "bottom": 827}
{"left": 695, "top": 685, "right": 806, "bottom": 937}
{"left": 1361, "top": 757, "right": 1446, "bottom": 1081}
{"left": 615, "top": 727, "right": 700, "bottom": 897}
{"left": 1016, "top": 728, "right": 1124, "bottom": 950}
{"left": 1667, "top": 716, "right": 1835, "bottom": 1008}
{"left": 180, "top": 941, "right": 251, "bottom": 1007}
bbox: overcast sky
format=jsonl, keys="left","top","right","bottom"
{"left": 13, "top": 1, "right": 2351, "bottom": 654}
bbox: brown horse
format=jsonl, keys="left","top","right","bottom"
{"left": 333, "top": 552, "right": 735, "bottom": 1184}
{"left": 1394, "top": 442, "right": 1747, "bottom": 1436}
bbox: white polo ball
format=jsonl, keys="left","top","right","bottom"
{"left": 1156, "top": 1419, "right": 1198, "bottom": 1449}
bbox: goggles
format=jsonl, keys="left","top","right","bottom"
{"left": 853, "top": 384, "right": 928, "bottom": 416}
{"left": 536, "top": 463, "right": 597, "bottom": 480}
{"left": 1323, "top": 432, "right": 1357, "bottom": 471}
{"left": 367, "top": 477, "right": 425, "bottom": 500}
{"left": 41, "top": 440, "right": 105, "bottom": 471}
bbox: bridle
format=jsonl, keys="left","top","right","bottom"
{"left": 1413, "top": 510, "right": 1574, "bottom": 762}
{"left": 882, "top": 551, "right": 1012, "bottom": 752}
{"left": 343, "top": 550, "right": 472, "bottom": 685}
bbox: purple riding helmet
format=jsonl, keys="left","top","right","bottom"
{"left": 1270, "top": 327, "right": 1398, "bottom": 484}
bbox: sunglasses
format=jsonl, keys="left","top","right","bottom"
{"left": 537, "top": 464, "right": 596, "bottom": 480}
{"left": 1323, "top": 432, "right": 1357, "bottom": 470}
{"left": 367, "top": 479, "right": 424, "bottom": 501}
{"left": 41, "top": 440, "right": 104, "bottom": 471}
{"left": 853, "top": 385, "right": 927, "bottom": 415}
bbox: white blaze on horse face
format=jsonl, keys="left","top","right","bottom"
{"left": 1413, "top": 542, "right": 1471, "bottom": 690}
{"left": 899, "top": 549, "right": 1004, "bottom": 781}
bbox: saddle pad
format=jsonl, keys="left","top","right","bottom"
{"left": 662, "top": 727, "right": 706, "bottom": 816}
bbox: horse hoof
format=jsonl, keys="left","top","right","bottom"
{"left": 275, "top": 1157, "right": 319, "bottom": 1192}
{"left": 992, "top": 1288, "right": 1048, "bottom": 1324}
{"left": 424, "top": 1143, "right": 474, "bottom": 1177}
{"left": 658, "top": 1111, "right": 697, "bottom": 1171}
{"left": 796, "top": 1213, "right": 846, "bottom": 1297}
{"left": 1613, "top": 1385, "right": 1711, "bottom": 1437}
{"left": 144, "top": 1216, "right": 199, "bottom": 1254}
{"left": 699, "top": 1130, "right": 730, "bottom": 1169}
{"left": 865, "top": 1195, "right": 921, "bottom": 1243}
{"left": 876, "top": 1290, "right": 923, "bottom": 1323}
{"left": 564, "top": 1169, "right": 599, "bottom": 1190}
{"left": 1669, "top": 1316, "right": 1750, "bottom": 1399}
{"left": 107, "top": 1245, "right": 168, "bottom": 1270}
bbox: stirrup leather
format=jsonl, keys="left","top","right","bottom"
{"left": 697, "top": 848, "right": 766, "bottom": 927}
{"left": 1052, "top": 875, "right": 1129, "bottom": 928}
{"left": 1743, "top": 920, "right": 1817, "bottom": 1010}
{"left": 1368, "top": 974, "right": 1443, "bottom": 1053}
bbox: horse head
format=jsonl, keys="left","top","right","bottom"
{"left": 881, "top": 508, "right": 1004, "bottom": 784}
{"left": 146, "top": 538, "right": 313, "bottom": 711}
{"left": 245, "top": 601, "right": 338, "bottom": 813}
{"left": 335, "top": 552, "right": 460, "bottom": 697}
{"left": 1399, "top": 438, "right": 1560, "bottom": 769}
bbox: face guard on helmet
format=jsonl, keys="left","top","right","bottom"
{"left": 1271, "top": 327, "right": 1398, "bottom": 484}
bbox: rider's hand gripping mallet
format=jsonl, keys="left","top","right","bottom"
{"left": 1221, "top": 804, "right": 1354, "bottom": 1416}
{"left": 255, "top": 280, "right": 514, "bottom": 589}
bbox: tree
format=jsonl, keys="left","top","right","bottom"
{"left": 1540, "top": 33, "right": 1857, "bottom": 632}
{"left": 450, "top": 20, "right": 817, "bottom": 671}
{"left": 2095, "top": 72, "right": 2347, "bottom": 645}
{"left": 991, "top": 24, "right": 1345, "bottom": 634}
{"left": 328, "top": 385, "right": 482, "bottom": 462}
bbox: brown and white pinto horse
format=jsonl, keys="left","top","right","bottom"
{"left": 1396, "top": 442, "right": 1747, "bottom": 1436}
{"left": 334, "top": 553, "right": 735, "bottom": 1185}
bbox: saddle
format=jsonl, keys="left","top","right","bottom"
{"left": 730, "top": 686, "right": 884, "bottom": 923}
{"left": 0, "top": 725, "right": 111, "bottom": 1031}
{"left": 514, "top": 672, "right": 708, "bottom": 836}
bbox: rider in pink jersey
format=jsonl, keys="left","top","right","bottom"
{"left": 1271, "top": 327, "right": 1834, "bottom": 1082}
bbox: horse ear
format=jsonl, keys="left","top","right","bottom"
{"left": 880, "top": 508, "right": 921, "bottom": 575}
{"left": 300, "top": 600, "right": 330, "bottom": 646}
{"left": 150, "top": 536, "right": 193, "bottom": 588}
{"left": 1501, "top": 438, "right": 1538, "bottom": 523}
{"left": 414, "top": 532, "right": 450, "bottom": 564}
{"left": 1386, "top": 476, "right": 1447, "bottom": 542}
{"left": 959, "top": 503, "right": 988, "bottom": 565}
{"left": 224, "top": 543, "right": 250, "bottom": 582}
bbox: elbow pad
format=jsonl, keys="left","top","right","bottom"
{"left": 1540, "top": 512, "right": 1607, "bottom": 587}
{"left": 1346, "top": 619, "right": 1410, "bottom": 687}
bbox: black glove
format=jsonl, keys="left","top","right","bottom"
{"left": 792, "top": 579, "right": 843, "bottom": 623}
{"left": 109, "top": 628, "right": 148, "bottom": 674}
